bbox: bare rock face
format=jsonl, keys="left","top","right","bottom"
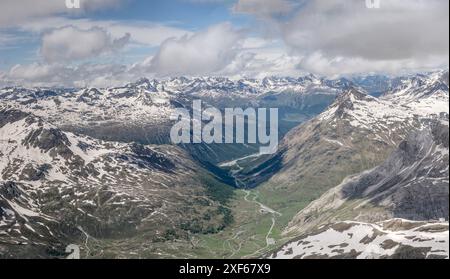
{"left": 0, "top": 109, "right": 29, "bottom": 128}
{"left": 333, "top": 88, "right": 368, "bottom": 118}
{"left": 23, "top": 127, "right": 73, "bottom": 159}
{"left": 340, "top": 120, "right": 449, "bottom": 221}
{"left": 0, "top": 181, "right": 21, "bottom": 200}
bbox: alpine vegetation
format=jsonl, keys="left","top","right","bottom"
{"left": 170, "top": 100, "right": 279, "bottom": 154}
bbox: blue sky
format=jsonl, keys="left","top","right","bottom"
{"left": 97, "top": 0, "right": 241, "bottom": 27}
{"left": 0, "top": 0, "right": 250, "bottom": 68}
{"left": 0, "top": 0, "right": 448, "bottom": 87}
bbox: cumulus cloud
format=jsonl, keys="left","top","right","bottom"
{"left": 20, "top": 17, "right": 191, "bottom": 48}
{"left": 1, "top": 23, "right": 247, "bottom": 86}
{"left": 150, "top": 23, "right": 243, "bottom": 76}
{"left": 0, "top": 0, "right": 122, "bottom": 27}
{"left": 41, "top": 26, "right": 130, "bottom": 63}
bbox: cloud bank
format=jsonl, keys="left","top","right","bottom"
{"left": 284, "top": 0, "right": 448, "bottom": 59}
{"left": 150, "top": 23, "right": 243, "bottom": 76}
{"left": 41, "top": 26, "right": 130, "bottom": 63}
{"left": 1, "top": 0, "right": 449, "bottom": 87}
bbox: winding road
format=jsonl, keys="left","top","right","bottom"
{"left": 219, "top": 153, "right": 282, "bottom": 257}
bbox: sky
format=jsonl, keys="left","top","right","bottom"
{"left": 0, "top": 0, "right": 448, "bottom": 87}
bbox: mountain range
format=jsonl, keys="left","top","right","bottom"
{"left": 1, "top": 71, "right": 448, "bottom": 259}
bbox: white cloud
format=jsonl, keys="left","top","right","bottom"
{"left": 40, "top": 26, "right": 130, "bottom": 63}
{"left": 281, "top": 0, "right": 449, "bottom": 74}
{"left": 0, "top": 0, "right": 123, "bottom": 27}
{"left": 3, "top": 62, "right": 132, "bottom": 88}
{"left": 0, "top": 36, "right": 305, "bottom": 88}
{"left": 20, "top": 17, "right": 192, "bottom": 47}
{"left": 218, "top": 38, "right": 305, "bottom": 78}
{"left": 150, "top": 23, "right": 243, "bottom": 76}
{"left": 284, "top": 0, "right": 448, "bottom": 59}
{"left": 2, "top": 0, "right": 449, "bottom": 86}
{"left": 6, "top": 63, "right": 73, "bottom": 86}
{"left": 232, "top": 0, "right": 449, "bottom": 76}
{"left": 221, "top": 52, "right": 304, "bottom": 78}
{"left": 298, "top": 52, "right": 449, "bottom": 76}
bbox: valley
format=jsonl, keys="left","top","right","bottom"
{"left": 1, "top": 72, "right": 449, "bottom": 259}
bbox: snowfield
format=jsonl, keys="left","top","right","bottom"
{"left": 269, "top": 219, "right": 449, "bottom": 259}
